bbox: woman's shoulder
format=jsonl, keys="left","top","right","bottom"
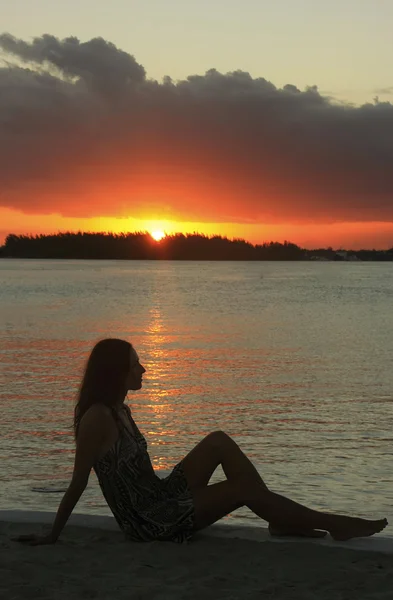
{"left": 80, "top": 403, "right": 113, "bottom": 427}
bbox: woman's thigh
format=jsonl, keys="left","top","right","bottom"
{"left": 191, "top": 480, "right": 243, "bottom": 531}
{"left": 180, "top": 432, "right": 224, "bottom": 491}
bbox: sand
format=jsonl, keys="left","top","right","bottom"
{"left": 1, "top": 511, "right": 393, "bottom": 600}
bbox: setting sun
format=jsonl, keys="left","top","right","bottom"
{"left": 150, "top": 230, "right": 166, "bottom": 242}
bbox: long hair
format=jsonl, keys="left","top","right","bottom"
{"left": 74, "top": 338, "right": 132, "bottom": 438}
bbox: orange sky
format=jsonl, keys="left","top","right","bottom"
{"left": 2, "top": 207, "right": 393, "bottom": 250}
{"left": 1, "top": 35, "right": 393, "bottom": 251}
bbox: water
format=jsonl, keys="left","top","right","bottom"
{"left": 1, "top": 259, "right": 393, "bottom": 532}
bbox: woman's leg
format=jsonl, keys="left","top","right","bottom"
{"left": 181, "top": 430, "right": 319, "bottom": 536}
{"left": 181, "top": 431, "right": 268, "bottom": 490}
{"left": 181, "top": 431, "right": 388, "bottom": 539}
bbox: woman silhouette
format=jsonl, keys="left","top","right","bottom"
{"left": 16, "top": 339, "right": 387, "bottom": 545}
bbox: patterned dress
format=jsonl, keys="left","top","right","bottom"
{"left": 93, "top": 405, "right": 195, "bottom": 542}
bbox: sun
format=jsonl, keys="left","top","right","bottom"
{"left": 150, "top": 230, "right": 166, "bottom": 242}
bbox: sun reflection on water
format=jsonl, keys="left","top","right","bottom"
{"left": 1, "top": 261, "right": 393, "bottom": 524}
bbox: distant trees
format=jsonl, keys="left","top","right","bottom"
{"left": 0, "top": 232, "right": 392, "bottom": 261}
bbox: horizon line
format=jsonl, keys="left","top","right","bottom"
{"left": 2, "top": 230, "right": 393, "bottom": 253}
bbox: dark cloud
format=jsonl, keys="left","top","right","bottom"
{"left": 0, "top": 33, "right": 393, "bottom": 224}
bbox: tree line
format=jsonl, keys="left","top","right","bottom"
{"left": 0, "top": 232, "right": 392, "bottom": 261}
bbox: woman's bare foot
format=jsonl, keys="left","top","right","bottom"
{"left": 269, "top": 524, "right": 327, "bottom": 538}
{"left": 329, "top": 517, "right": 388, "bottom": 541}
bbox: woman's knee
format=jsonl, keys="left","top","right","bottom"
{"left": 205, "top": 430, "right": 232, "bottom": 449}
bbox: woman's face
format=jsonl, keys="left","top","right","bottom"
{"left": 126, "top": 347, "right": 146, "bottom": 391}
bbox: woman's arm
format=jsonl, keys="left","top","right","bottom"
{"left": 48, "top": 474, "right": 90, "bottom": 543}
{"left": 14, "top": 405, "right": 109, "bottom": 545}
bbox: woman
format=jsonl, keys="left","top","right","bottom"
{"left": 16, "top": 338, "right": 387, "bottom": 545}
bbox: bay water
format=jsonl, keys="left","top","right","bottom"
{"left": 1, "top": 259, "right": 392, "bottom": 532}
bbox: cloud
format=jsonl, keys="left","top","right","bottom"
{"left": 1, "top": 33, "right": 393, "bottom": 224}
{"left": 374, "top": 86, "right": 393, "bottom": 96}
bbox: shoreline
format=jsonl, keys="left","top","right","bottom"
{"left": 1, "top": 256, "right": 393, "bottom": 262}
{"left": 1, "top": 510, "right": 393, "bottom": 554}
{"left": 2, "top": 511, "right": 393, "bottom": 599}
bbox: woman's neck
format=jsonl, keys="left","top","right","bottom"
{"left": 114, "top": 395, "right": 126, "bottom": 410}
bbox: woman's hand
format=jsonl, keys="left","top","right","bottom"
{"left": 12, "top": 533, "right": 57, "bottom": 546}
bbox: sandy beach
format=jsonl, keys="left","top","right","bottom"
{"left": 1, "top": 512, "right": 393, "bottom": 600}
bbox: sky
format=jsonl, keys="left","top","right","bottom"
{"left": 1, "top": 0, "right": 393, "bottom": 249}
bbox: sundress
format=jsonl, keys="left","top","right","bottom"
{"left": 93, "top": 404, "right": 195, "bottom": 542}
